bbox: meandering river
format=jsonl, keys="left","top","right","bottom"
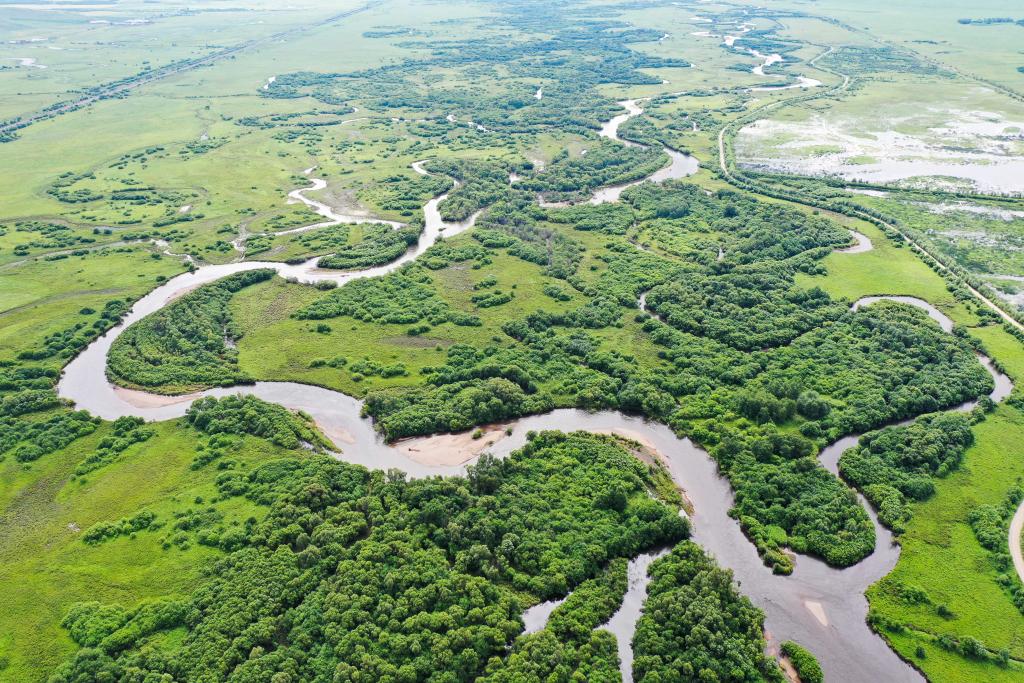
{"left": 591, "top": 98, "right": 699, "bottom": 203}
{"left": 53, "top": 104, "right": 1009, "bottom": 683}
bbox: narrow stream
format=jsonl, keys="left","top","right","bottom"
{"left": 233, "top": 167, "right": 405, "bottom": 253}
{"left": 750, "top": 49, "right": 783, "bottom": 77}
{"left": 51, "top": 104, "right": 1008, "bottom": 683}
{"left": 600, "top": 549, "right": 668, "bottom": 682}
{"left": 837, "top": 230, "right": 872, "bottom": 254}
{"left": 747, "top": 49, "right": 821, "bottom": 91}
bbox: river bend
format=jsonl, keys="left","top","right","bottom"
{"left": 54, "top": 105, "right": 1009, "bottom": 683}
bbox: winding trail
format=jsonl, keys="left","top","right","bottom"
{"left": 52, "top": 104, "right": 1013, "bottom": 683}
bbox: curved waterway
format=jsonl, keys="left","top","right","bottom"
{"left": 592, "top": 98, "right": 699, "bottom": 203}
{"left": 747, "top": 49, "right": 821, "bottom": 91}
{"left": 838, "top": 230, "right": 872, "bottom": 254}
{"left": 1010, "top": 498, "right": 1024, "bottom": 586}
{"left": 54, "top": 103, "right": 1009, "bottom": 682}
{"left": 852, "top": 296, "right": 1012, "bottom": 404}
{"left": 233, "top": 165, "right": 406, "bottom": 253}
{"left": 601, "top": 549, "right": 668, "bottom": 682}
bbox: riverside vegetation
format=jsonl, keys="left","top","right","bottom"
{"left": 2, "top": 0, "right": 1024, "bottom": 681}
{"left": 112, "top": 180, "right": 992, "bottom": 576}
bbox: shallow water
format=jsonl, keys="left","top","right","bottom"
{"left": 752, "top": 76, "right": 822, "bottom": 92}
{"left": 738, "top": 114, "right": 1024, "bottom": 195}
{"left": 285, "top": 176, "right": 405, "bottom": 231}
{"left": 837, "top": 230, "right": 872, "bottom": 254}
{"left": 9, "top": 56, "right": 46, "bottom": 68}
{"left": 750, "top": 49, "right": 782, "bottom": 77}
{"left": 521, "top": 597, "right": 565, "bottom": 635}
{"left": 915, "top": 201, "right": 1024, "bottom": 222}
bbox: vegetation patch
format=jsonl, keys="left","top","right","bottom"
{"left": 840, "top": 412, "right": 976, "bottom": 532}
{"left": 107, "top": 270, "right": 275, "bottom": 394}
{"left": 633, "top": 541, "right": 784, "bottom": 682}
{"left": 48, "top": 431, "right": 688, "bottom": 682}
{"left": 780, "top": 641, "right": 824, "bottom": 683}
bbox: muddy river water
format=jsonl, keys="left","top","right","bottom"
{"left": 54, "top": 104, "right": 1009, "bottom": 682}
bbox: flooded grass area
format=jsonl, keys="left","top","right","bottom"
{"left": 736, "top": 78, "right": 1024, "bottom": 194}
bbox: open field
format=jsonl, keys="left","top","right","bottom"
{"left": 0, "top": 419, "right": 289, "bottom": 681}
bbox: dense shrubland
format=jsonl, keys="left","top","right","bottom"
{"left": 481, "top": 629, "right": 621, "bottom": 682}
{"left": 50, "top": 427, "right": 688, "bottom": 682}
{"left": 644, "top": 272, "right": 843, "bottom": 351}
{"left": 185, "top": 395, "right": 333, "bottom": 451}
{"left": 73, "top": 416, "right": 154, "bottom": 476}
{"left": 428, "top": 158, "right": 511, "bottom": 222}
{"left": 107, "top": 270, "right": 274, "bottom": 393}
{"left": 18, "top": 298, "right": 131, "bottom": 362}
{"left": 473, "top": 193, "right": 584, "bottom": 280}
{"left": 348, "top": 181, "right": 988, "bottom": 571}
{"left": 633, "top": 542, "right": 784, "bottom": 682}
{"left": 820, "top": 45, "right": 949, "bottom": 76}
{"left": 516, "top": 142, "right": 668, "bottom": 204}
{"left": 966, "top": 484, "right": 1024, "bottom": 615}
{"left": 480, "top": 559, "right": 628, "bottom": 681}
{"left": 262, "top": 3, "right": 688, "bottom": 142}
{"left": 0, "top": 410, "right": 98, "bottom": 463}
{"left": 296, "top": 270, "right": 482, "bottom": 328}
{"left": 82, "top": 509, "right": 159, "bottom": 545}
{"left": 546, "top": 559, "right": 628, "bottom": 641}
{"left": 316, "top": 223, "right": 420, "bottom": 270}
{"left": 360, "top": 171, "right": 451, "bottom": 216}
{"left": 0, "top": 357, "right": 97, "bottom": 469}
{"left": 840, "top": 413, "right": 976, "bottom": 532}
{"left": 780, "top": 641, "right": 824, "bottom": 683}
{"left": 284, "top": 223, "right": 351, "bottom": 259}
{"left": 5, "top": 220, "right": 96, "bottom": 255}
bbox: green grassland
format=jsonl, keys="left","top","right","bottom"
{"left": 0, "top": 419, "right": 290, "bottom": 682}
{"left": 736, "top": 0, "right": 1024, "bottom": 91}
{"left": 866, "top": 407, "right": 1024, "bottom": 670}
{"left": 0, "top": 248, "right": 184, "bottom": 364}
{"left": 796, "top": 220, "right": 978, "bottom": 323}
{"left": 0, "top": 0, "right": 367, "bottom": 119}
{"left": 790, "top": 212, "right": 1024, "bottom": 681}
{"left": 617, "top": 8, "right": 1024, "bottom": 679}
{"left": 793, "top": 177, "right": 1024, "bottom": 681}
